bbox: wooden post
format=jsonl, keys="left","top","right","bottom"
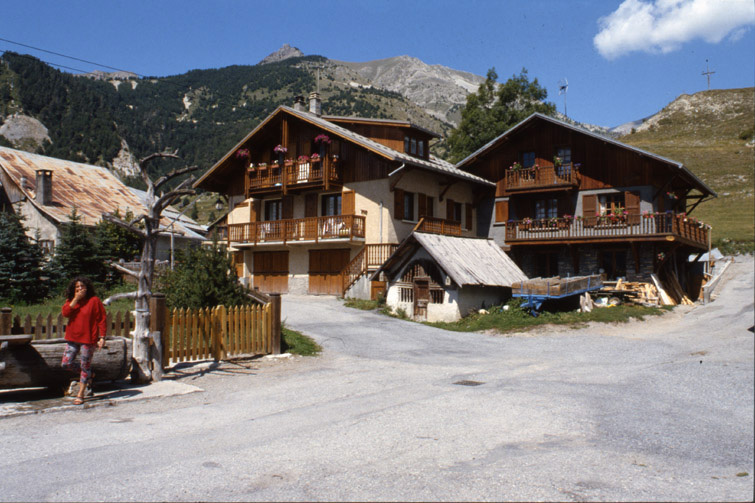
{"left": 270, "top": 294, "right": 281, "bottom": 354}
{"left": 149, "top": 293, "right": 167, "bottom": 381}
{"left": 1, "top": 307, "right": 12, "bottom": 336}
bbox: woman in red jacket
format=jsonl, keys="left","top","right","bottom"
{"left": 61, "top": 276, "right": 106, "bottom": 405}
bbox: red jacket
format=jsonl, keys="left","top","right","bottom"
{"left": 62, "top": 296, "right": 107, "bottom": 345}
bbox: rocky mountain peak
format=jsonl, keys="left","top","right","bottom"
{"left": 259, "top": 44, "right": 304, "bottom": 65}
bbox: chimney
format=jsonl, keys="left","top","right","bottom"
{"left": 293, "top": 95, "right": 306, "bottom": 112}
{"left": 309, "top": 92, "right": 322, "bottom": 116}
{"left": 35, "top": 169, "right": 53, "bottom": 205}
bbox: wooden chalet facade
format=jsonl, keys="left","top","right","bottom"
{"left": 195, "top": 94, "right": 494, "bottom": 296}
{"left": 457, "top": 113, "right": 716, "bottom": 286}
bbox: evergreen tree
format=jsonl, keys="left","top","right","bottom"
{"left": 157, "top": 242, "right": 249, "bottom": 309}
{"left": 47, "top": 207, "right": 105, "bottom": 290}
{"left": 94, "top": 208, "right": 142, "bottom": 286}
{"left": 447, "top": 68, "right": 556, "bottom": 163}
{"left": 0, "top": 211, "right": 48, "bottom": 303}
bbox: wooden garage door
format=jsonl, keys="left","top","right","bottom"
{"left": 309, "top": 249, "right": 351, "bottom": 295}
{"left": 253, "top": 251, "right": 289, "bottom": 293}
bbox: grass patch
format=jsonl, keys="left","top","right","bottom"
{"left": 426, "top": 299, "right": 669, "bottom": 334}
{"left": 343, "top": 298, "right": 381, "bottom": 310}
{"left": 281, "top": 324, "right": 321, "bottom": 356}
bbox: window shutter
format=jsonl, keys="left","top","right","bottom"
{"left": 394, "top": 188, "right": 404, "bottom": 220}
{"left": 250, "top": 199, "right": 261, "bottom": 222}
{"left": 495, "top": 200, "right": 509, "bottom": 223}
{"left": 342, "top": 190, "right": 355, "bottom": 215}
{"left": 465, "top": 203, "right": 473, "bottom": 230}
{"left": 582, "top": 194, "right": 597, "bottom": 227}
{"left": 446, "top": 198, "right": 455, "bottom": 221}
{"left": 417, "top": 193, "right": 427, "bottom": 218}
{"left": 305, "top": 193, "right": 317, "bottom": 218}
{"left": 625, "top": 191, "right": 641, "bottom": 224}
{"left": 282, "top": 195, "right": 294, "bottom": 220}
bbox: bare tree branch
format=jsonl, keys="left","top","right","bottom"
{"left": 138, "top": 150, "right": 180, "bottom": 187}
{"left": 154, "top": 189, "right": 197, "bottom": 216}
{"left": 154, "top": 165, "right": 201, "bottom": 191}
{"left": 102, "top": 213, "right": 147, "bottom": 237}
{"left": 107, "top": 261, "right": 141, "bottom": 279}
{"left": 103, "top": 291, "right": 138, "bottom": 306}
{"left": 155, "top": 228, "right": 186, "bottom": 236}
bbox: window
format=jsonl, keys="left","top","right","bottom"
{"left": 264, "top": 200, "right": 282, "bottom": 221}
{"left": 522, "top": 151, "right": 536, "bottom": 168}
{"left": 555, "top": 147, "right": 571, "bottom": 164}
{"left": 39, "top": 239, "right": 54, "bottom": 257}
{"left": 404, "top": 136, "right": 410, "bottom": 153}
{"left": 535, "top": 198, "right": 558, "bottom": 220}
{"left": 403, "top": 191, "right": 415, "bottom": 221}
{"left": 418, "top": 140, "right": 424, "bottom": 158}
{"left": 450, "top": 201, "right": 462, "bottom": 223}
{"left": 598, "top": 193, "right": 624, "bottom": 215}
{"left": 321, "top": 193, "right": 342, "bottom": 216}
{"left": 410, "top": 138, "right": 417, "bottom": 155}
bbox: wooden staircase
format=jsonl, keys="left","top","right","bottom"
{"left": 341, "top": 243, "right": 398, "bottom": 297}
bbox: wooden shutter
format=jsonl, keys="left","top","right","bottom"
{"left": 495, "top": 200, "right": 509, "bottom": 223}
{"left": 417, "top": 193, "right": 428, "bottom": 218}
{"left": 625, "top": 191, "right": 641, "bottom": 224}
{"left": 305, "top": 193, "right": 318, "bottom": 218}
{"left": 582, "top": 194, "right": 597, "bottom": 227}
{"left": 446, "top": 198, "right": 455, "bottom": 221}
{"left": 394, "top": 188, "right": 404, "bottom": 220}
{"left": 282, "top": 195, "right": 294, "bottom": 220}
{"left": 250, "top": 199, "right": 261, "bottom": 222}
{"left": 342, "top": 190, "right": 355, "bottom": 215}
{"left": 465, "top": 203, "right": 473, "bottom": 230}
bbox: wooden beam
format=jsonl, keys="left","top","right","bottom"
{"left": 389, "top": 169, "right": 407, "bottom": 191}
{"left": 631, "top": 241, "right": 640, "bottom": 273}
{"left": 569, "top": 245, "right": 580, "bottom": 274}
{"left": 438, "top": 180, "right": 455, "bottom": 201}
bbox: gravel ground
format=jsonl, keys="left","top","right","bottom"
{"left": 0, "top": 255, "right": 752, "bottom": 502}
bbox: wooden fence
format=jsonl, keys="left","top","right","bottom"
{"left": 164, "top": 303, "right": 274, "bottom": 366}
{"left": 6, "top": 310, "right": 134, "bottom": 340}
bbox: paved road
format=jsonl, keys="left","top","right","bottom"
{"left": 1, "top": 257, "right": 753, "bottom": 501}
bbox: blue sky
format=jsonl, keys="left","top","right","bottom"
{"left": 2, "top": 0, "right": 753, "bottom": 128}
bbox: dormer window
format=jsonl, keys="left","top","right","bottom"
{"left": 410, "top": 138, "right": 417, "bottom": 155}
{"left": 404, "top": 135, "right": 427, "bottom": 159}
{"left": 418, "top": 140, "right": 424, "bottom": 157}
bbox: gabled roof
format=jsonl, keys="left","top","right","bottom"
{"left": 0, "top": 146, "right": 205, "bottom": 238}
{"left": 194, "top": 106, "right": 493, "bottom": 190}
{"left": 323, "top": 115, "right": 441, "bottom": 138}
{"left": 455, "top": 112, "right": 716, "bottom": 197}
{"left": 373, "top": 232, "right": 527, "bottom": 287}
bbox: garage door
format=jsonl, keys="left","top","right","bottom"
{"left": 253, "top": 251, "right": 289, "bottom": 293}
{"left": 308, "top": 249, "right": 351, "bottom": 295}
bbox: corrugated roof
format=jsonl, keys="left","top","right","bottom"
{"left": 195, "top": 106, "right": 494, "bottom": 189}
{"left": 455, "top": 112, "right": 716, "bottom": 197}
{"left": 375, "top": 232, "right": 528, "bottom": 287}
{"left": 0, "top": 146, "right": 205, "bottom": 239}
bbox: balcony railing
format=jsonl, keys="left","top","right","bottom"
{"left": 227, "top": 214, "right": 365, "bottom": 245}
{"left": 247, "top": 158, "right": 340, "bottom": 194}
{"left": 500, "top": 163, "right": 579, "bottom": 194}
{"left": 504, "top": 213, "right": 709, "bottom": 248}
{"left": 414, "top": 216, "right": 462, "bottom": 236}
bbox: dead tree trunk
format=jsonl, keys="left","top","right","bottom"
{"left": 0, "top": 336, "right": 132, "bottom": 391}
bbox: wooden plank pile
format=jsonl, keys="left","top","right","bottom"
{"left": 602, "top": 272, "right": 694, "bottom": 307}
{"left": 512, "top": 275, "right": 602, "bottom": 296}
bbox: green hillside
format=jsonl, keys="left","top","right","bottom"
{"left": 620, "top": 88, "right": 754, "bottom": 249}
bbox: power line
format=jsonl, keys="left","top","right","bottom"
{"left": 0, "top": 50, "right": 91, "bottom": 74}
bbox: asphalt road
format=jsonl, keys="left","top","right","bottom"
{"left": 1, "top": 256, "right": 753, "bottom": 501}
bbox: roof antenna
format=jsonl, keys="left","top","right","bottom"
{"left": 702, "top": 59, "right": 715, "bottom": 90}
{"left": 558, "top": 78, "right": 568, "bottom": 117}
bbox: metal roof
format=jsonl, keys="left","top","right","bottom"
{"left": 455, "top": 112, "right": 716, "bottom": 197}
{"left": 0, "top": 146, "right": 205, "bottom": 239}
{"left": 195, "top": 106, "right": 494, "bottom": 190}
{"left": 374, "top": 232, "right": 528, "bottom": 287}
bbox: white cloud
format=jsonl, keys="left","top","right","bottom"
{"left": 594, "top": 0, "right": 755, "bottom": 59}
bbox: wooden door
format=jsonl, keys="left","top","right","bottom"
{"left": 414, "top": 278, "right": 429, "bottom": 319}
{"left": 253, "top": 251, "right": 289, "bottom": 293}
{"left": 308, "top": 249, "right": 351, "bottom": 295}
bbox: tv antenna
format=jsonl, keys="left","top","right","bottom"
{"left": 702, "top": 59, "right": 715, "bottom": 90}
{"left": 558, "top": 78, "right": 569, "bottom": 117}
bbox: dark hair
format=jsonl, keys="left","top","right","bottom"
{"left": 65, "top": 276, "right": 96, "bottom": 302}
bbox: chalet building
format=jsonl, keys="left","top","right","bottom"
{"left": 194, "top": 93, "right": 494, "bottom": 296}
{"left": 456, "top": 113, "right": 716, "bottom": 288}
{"left": 0, "top": 146, "right": 206, "bottom": 260}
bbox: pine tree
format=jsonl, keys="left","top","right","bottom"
{"left": 47, "top": 207, "right": 105, "bottom": 290}
{"left": 448, "top": 68, "right": 556, "bottom": 163}
{"left": 0, "top": 211, "right": 48, "bottom": 303}
{"left": 94, "top": 208, "right": 142, "bottom": 286}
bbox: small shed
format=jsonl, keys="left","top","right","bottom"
{"left": 372, "top": 232, "right": 528, "bottom": 322}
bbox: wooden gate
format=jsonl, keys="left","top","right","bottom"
{"left": 253, "top": 251, "right": 289, "bottom": 293}
{"left": 309, "top": 249, "right": 351, "bottom": 295}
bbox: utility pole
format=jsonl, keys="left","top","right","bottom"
{"left": 702, "top": 59, "right": 715, "bottom": 90}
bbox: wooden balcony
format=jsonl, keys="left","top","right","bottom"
{"left": 227, "top": 214, "right": 365, "bottom": 245}
{"left": 415, "top": 216, "right": 462, "bottom": 236}
{"left": 504, "top": 213, "right": 709, "bottom": 248}
{"left": 247, "top": 158, "right": 341, "bottom": 196}
{"left": 499, "top": 163, "right": 579, "bottom": 195}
